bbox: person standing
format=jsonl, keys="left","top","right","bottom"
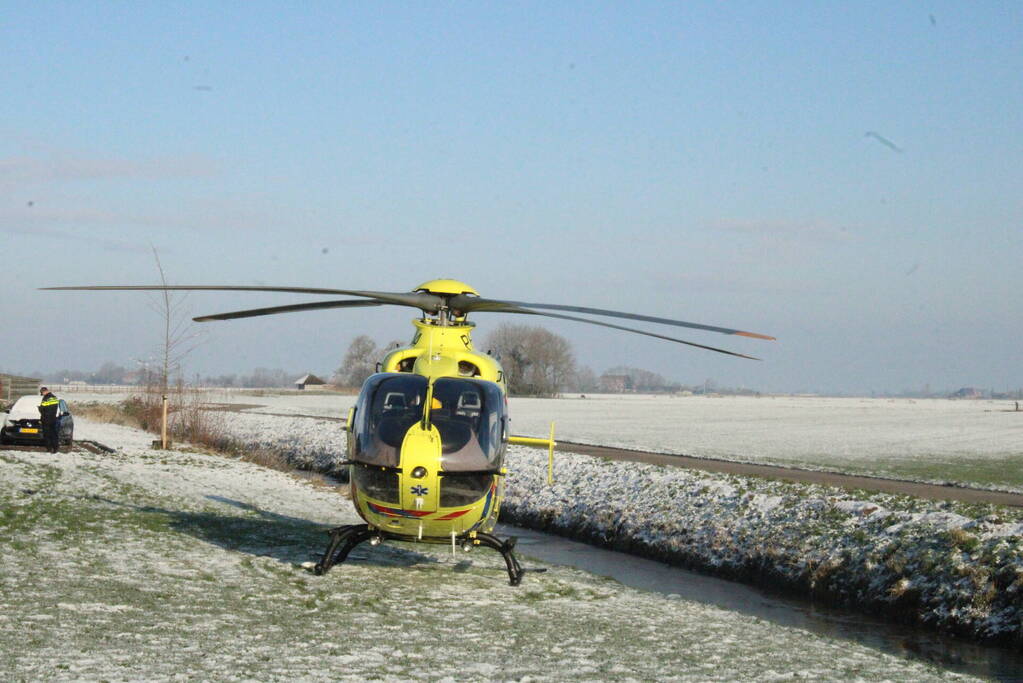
{"left": 38, "top": 387, "right": 61, "bottom": 453}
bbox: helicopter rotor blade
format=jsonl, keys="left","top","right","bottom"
{"left": 194, "top": 299, "right": 385, "bottom": 322}
{"left": 477, "top": 304, "right": 763, "bottom": 360}
{"left": 450, "top": 296, "right": 775, "bottom": 341}
{"left": 42, "top": 285, "right": 444, "bottom": 313}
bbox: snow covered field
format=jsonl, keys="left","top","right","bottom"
{"left": 0, "top": 418, "right": 978, "bottom": 681}
{"left": 503, "top": 447, "right": 1023, "bottom": 645}
{"left": 63, "top": 390, "right": 1023, "bottom": 489}
{"left": 509, "top": 395, "right": 1023, "bottom": 490}
{"left": 33, "top": 390, "right": 1023, "bottom": 653}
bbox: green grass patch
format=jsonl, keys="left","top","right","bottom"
{"left": 865, "top": 454, "right": 1023, "bottom": 489}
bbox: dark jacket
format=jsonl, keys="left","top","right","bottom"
{"left": 39, "top": 392, "right": 60, "bottom": 424}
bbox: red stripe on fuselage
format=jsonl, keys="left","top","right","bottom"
{"left": 435, "top": 510, "right": 471, "bottom": 520}
{"left": 366, "top": 502, "right": 432, "bottom": 518}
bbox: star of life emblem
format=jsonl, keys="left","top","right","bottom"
{"left": 410, "top": 485, "right": 429, "bottom": 496}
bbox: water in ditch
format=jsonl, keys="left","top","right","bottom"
{"left": 499, "top": 523, "right": 1023, "bottom": 681}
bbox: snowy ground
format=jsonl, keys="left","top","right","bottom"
{"left": 503, "top": 447, "right": 1023, "bottom": 645}
{"left": 0, "top": 418, "right": 978, "bottom": 681}
{"left": 509, "top": 395, "right": 1023, "bottom": 491}
{"left": 150, "top": 393, "right": 1023, "bottom": 644}
{"left": 61, "top": 390, "right": 1023, "bottom": 490}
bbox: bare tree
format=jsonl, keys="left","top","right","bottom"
{"left": 336, "top": 335, "right": 379, "bottom": 388}
{"left": 568, "top": 364, "right": 599, "bottom": 393}
{"left": 148, "top": 248, "right": 201, "bottom": 392}
{"left": 93, "top": 361, "right": 128, "bottom": 384}
{"left": 485, "top": 323, "right": 576, "bottom": 396}
{"left": 602, "top": 366, "right": 670, "bottom": 393}
{"left": 141, "top": 248, "right": 203, "bottom": 448}
{"left": 486, "top": 323, "right": 532, "bottom": 391}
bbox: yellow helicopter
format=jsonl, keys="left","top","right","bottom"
{"left": 46, "top": 278, "right": 773, "bottom": 584}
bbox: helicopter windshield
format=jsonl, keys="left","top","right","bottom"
{"left": 351, "top": 374, "right": 506, "bottom": 471}
{"left": 430, "top": 378, "right": 506, "bottom": 472}
{"left": 353, "top": 373, "right": 429, "bottom": 467}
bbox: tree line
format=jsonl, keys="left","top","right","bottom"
{"left": 24, "top": 323, "right": 708, "bottom": 396}
{"left": 332, "top": 323, "right": 691, "bottom": 397}
{"left": 30, "top": 363, "right": 306, "bottom": 389}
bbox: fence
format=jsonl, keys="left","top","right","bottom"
{"left": 47, "top": 384, "right": 132, "bottom": 394}
{"left": 1, "top": 374, "right": 41, "bottom": 402}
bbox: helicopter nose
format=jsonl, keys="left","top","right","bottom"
{"left": 399, "top": 426, "right": 440, "bottom": 512}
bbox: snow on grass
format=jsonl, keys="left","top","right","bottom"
{"left": 54, "top": 394, "right": 1023, "bottom": 646}
{"left": 502, "top": 445, "right": 1023, "bottom": 644}
{"left": 220, "top": 411, "right": 348, "bottom": 474}
{"left": 508, "top": 395, "right": 1023, "bottom": 490}
{"left": 1, "top": 420, "right": 976, "bottom": 681}
{"left": 69, "top": 393, "right": 1023, "bottom": 643}
{"left": 200, "top": 393, "right": 1023, "bottom": 491}
{"left": 66, "top": 388, "right": 356, "bottom": 419}
{"left": 66, "top": 391, "right": 1023, "bottom": 490}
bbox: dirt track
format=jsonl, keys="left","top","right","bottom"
{"left": 1, "top": 440, "right": 114, "bottom": 455}
{"left": 556, "top": 440, "right": 1023, "bottom": 508}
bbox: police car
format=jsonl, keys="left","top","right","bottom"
{"left": 0, "top": 395, "right": 74, "bottom": 447}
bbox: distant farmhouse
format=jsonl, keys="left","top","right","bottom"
{"left": 1, "top": 373, "right": 40, "bottom": 403}
{"left": 294, "top": 374, "right": 326, "bottom": 391}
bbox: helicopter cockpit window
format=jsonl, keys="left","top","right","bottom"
{"left": 351, "top": 465, "right": 400, "bottom": 504}
{"left": 353, "top": 373, "right": 428, "bottom": 467}
{"left": 430, "top": 378, "right": 506, "bottom": 472}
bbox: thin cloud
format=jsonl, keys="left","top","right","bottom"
{"left": 1, "top": 224, "right": 152, "bottom": 254}
{"left": 1, "top": 206, "right": 171, "bottom": 229}
{"left": 710, "top": 218, "right": 855, "bottom": 244}
{"left": 1, "top": 200, "right": 389, "bottom": 249}
{"left": 0, "top": 154, "right": 220, "bottom": 184}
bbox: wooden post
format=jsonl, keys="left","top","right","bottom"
{"left": 547, "top": 422, "right": 556, "bottom": 486}
{"left": 161, "top": 395, "right": 169, "bottom": 449}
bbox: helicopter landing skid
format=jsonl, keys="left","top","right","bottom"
{"left": 311, "top": 525, "right": 544, "bottom": 585}
{"left": 312, "top": 524, "right": 374, "bottom": 576}
{"left": 462, "top": 531, "right": 548, "bottom": 586}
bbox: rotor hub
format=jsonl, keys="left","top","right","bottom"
{"left": 414, "top": 279, "right": 479, "bottom": 297}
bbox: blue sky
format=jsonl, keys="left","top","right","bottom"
{"left": 2, "top": 2, "right": 1020, "bottom": 394}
